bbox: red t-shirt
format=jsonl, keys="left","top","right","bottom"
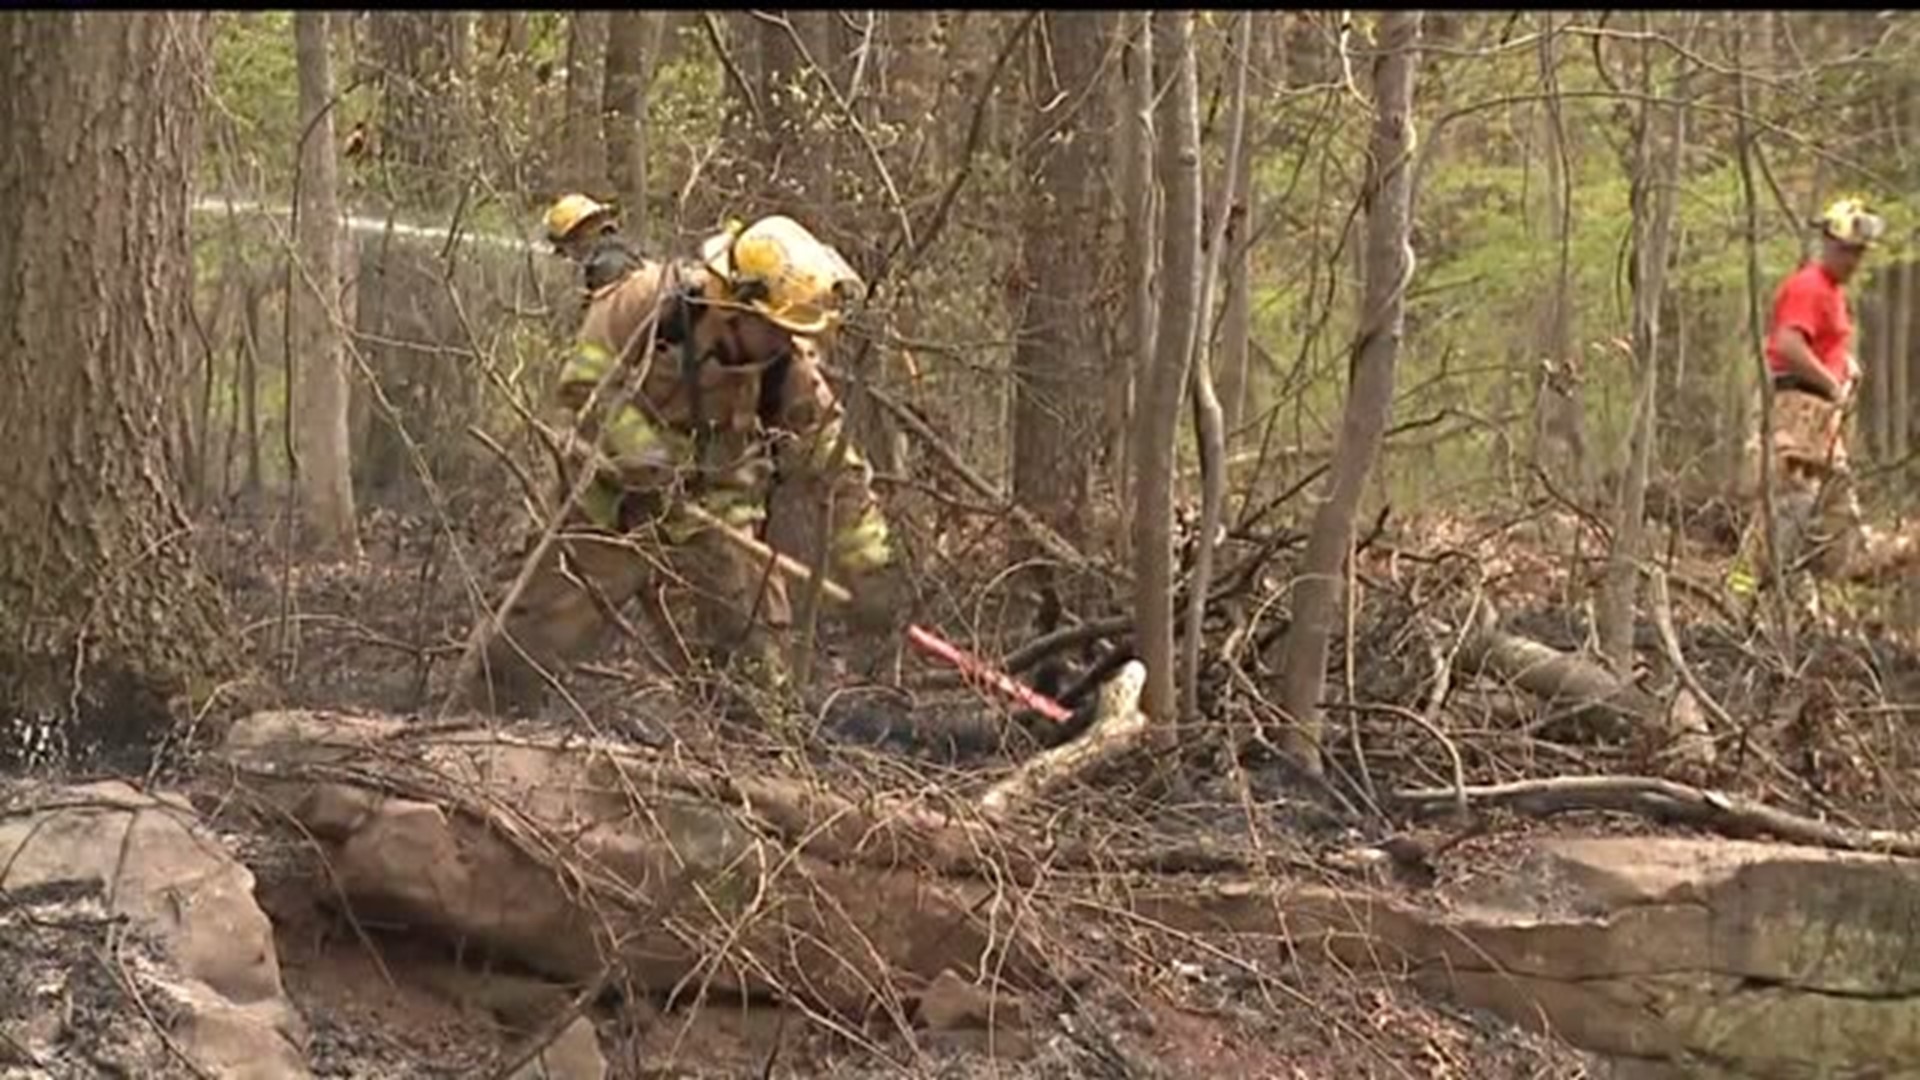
{"left": 1765, "top": 261, "right": 1853, "bottom": 386}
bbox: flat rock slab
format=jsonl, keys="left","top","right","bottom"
{"left": 1135, "top": 835, "right": 1920, "bottom": 1078}
{"left": 0, "top": 780, "right": 310, "bottom": 1079}
{"left": 1432, "top": 837, "right": 1920, "bottom": 1076}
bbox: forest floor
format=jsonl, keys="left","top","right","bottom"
{"left": 180, "top": 487, "right": 1920, "bottom": 1078}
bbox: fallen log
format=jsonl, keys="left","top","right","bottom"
{"left": 980, "top": 661, "right": 1148, "bottom": 820}
{"left": 1453, "top": 614, "right": 1659, "bottom": 738}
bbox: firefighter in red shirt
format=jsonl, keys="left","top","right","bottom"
{"left": 1728, "top": 197, "right": 1885, "bottom": 599}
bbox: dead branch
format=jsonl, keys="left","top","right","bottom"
{"left": 1648, "top": 568, "right": 1736, "bottom": 732}
{"left": 1392, "top": 774, "right": 1920, "bottom": 858}
{"left": 751, "top": 10, "right": 914, "bottom": 250}
{"left": 1453, "top": 609, "right": 1658, "bottom": 737}
{"left": 981, "top": 661, "right": 1147, "bottom": 820}
{"left": 699, "top": 13, "right": 762, "bottom": 128}
{"left": 829, "top": 364, "right": 1127, "bottom": 584}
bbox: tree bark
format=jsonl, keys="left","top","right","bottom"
{"left": 292, "top": 11, "right": 362, "bottom": 560}
{"left": 603, "top": 12, "right": 657, "bottom": 247}
{"left": 562, "top": 11, "right": 610, "bottom": 195}
{"left": 756, "top": 10, "right": 833, "bottom": 212}
{"left": 1274, "top": 10, "right": 1423, "bottom": 776}
{"left": 1179, "top": 12, "right": 1253, "bottom": 721}
{"left": 1010, "top": 11, "right": 1107, "bottom": 561}
{"left": 370, "top": 11, "right": 468, "bottom": 209}
{"left": 1112, "top": 12, "right": 1158, "bottom": 565}
{"left": 1891, "top": 260, "right": 1912, "bottom": 463}
{"left": 0, "top": 11, "right": 234, "bottom": 756}
{"left": 1528, "top": 14, "right": 1591, "bottom": 499}
{"left": 1869, "top": 273, "right": 1891, "bottom": 458}
{"left": 1216, "top": 19, "right": 1265, "bottom": 449}
{"left": 1133, "top": 11, "right": 1201, "bottom": 726}
{"left": 1597, "top": 16, "right": 1689, "bottom": 673}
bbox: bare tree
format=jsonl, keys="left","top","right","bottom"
{"left": 1731, "top": 15, "right": 1798, "bottom": 657}
{"left": 756, "top": 10, "right": 834, "bottom": 211}
{"left": 1011, "top": 11, "right": 1108, "bottom": 562}
{"left": 603, "top": 11, "right": 660, "bottom": 247}
{"left": 1892, "top": 259, "right": 1913, "bottom": 462}
{"left": 1180, "top": 12, "right": 1254, "bottom": 720}
{"left": 358, "top": 11, "right": 473, "bottom": 496}
{"left": 1216, "top": 19, "right": 1267, "bottom": 449}
{"left": 1596, "top": 15, "right": 1690, "bottom": 672}
{"left": 292, "top": 11, "right": 362, "bottom": 559}
{"left": 562, "top": 11, "right": 611, "bottom": 194}
{"left": 1528, "top": 13, "right": 1592, "bottom": 499}
{"left": 1133, "top": 10, "right": 1201, "bottom": 725}
{"left": 368, "top": 11, "right": 469, "bottom": 207}
{"left": 1274, "top": 10, "right": 1424, "bottom": 776}
{"left": 1112, "top": 11, "right": 1158, "bottom": 564}
{"left": 0, "top": 11, "right": 232, "bottom": 733}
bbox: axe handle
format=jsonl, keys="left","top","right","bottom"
{"left": 906, "top": 624, "right": 1073, "bottom": 724}
{"left": 678, "top": 503, "right": 855, "bottom": 606}
{"left": 677, "top": 503, "right": 1071, "bottom": 722}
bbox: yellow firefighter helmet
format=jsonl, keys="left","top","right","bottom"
{"left": 1818, "top": 197, "right": 1886, "bottom": 248}
{"left": 545, "top": 194, "right": 617, "bottom": 245}
{"left": 699, "top": 215, "right": 863, "bottom": 335}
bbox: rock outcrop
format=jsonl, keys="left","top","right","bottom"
{"left": 211, "top": 707, "right": 1920, "bottom": 1077}
{"left": 1140, "top": 835, "right": 1920, "bottom": 1078}
{"left": 219, "top": 710, "right": 1056, "bottom": 1023}
{"left": 0, "top": 781, "right": 310, "bottom": 1078}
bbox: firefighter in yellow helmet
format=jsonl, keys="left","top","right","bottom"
{"left": 545, "top": 193, "right": 645, "bottom": 293}
{"left": 1726, "top": 197, "right": 1918, "bottom": 610}
{"left": 461, "top": 214, "right": 899, "bottom": 716}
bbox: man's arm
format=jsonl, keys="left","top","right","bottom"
{"left": 555, "top": 263, "right": 691, "bottom": 489}
{"left": 768, "top": 339, "right": 894, "bottom": 578}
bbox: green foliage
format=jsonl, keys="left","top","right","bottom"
{"left": 208, "top": 13, "right": 299, "bottom": 190}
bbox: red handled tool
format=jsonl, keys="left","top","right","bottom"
{"left": 681, "top": 505, "right": 1072, "bottom": 723}
{"left": 905, "top": 623, "right": 1073, "bottom": 724}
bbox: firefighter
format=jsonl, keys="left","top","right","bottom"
{"left": 462, "top": 213, "right": 898, "bottom": 716}
{"left": 1727, "top": 197, "right": 1885, "bottom": 604}
{"left": 545, "top": 193, "right": 645, "bottom": 293}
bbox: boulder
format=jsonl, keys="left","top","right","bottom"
{"left": 1136, "top": 835, "right": 1920, "bottom": 1078}
{"left": 0, "top": 780, "right": 309, "bottom": 1078}
{"left": 219, "top": 710, "right": 1053, "bottom": 1019}
{"left": 508, "top": 1017, "right": 607, "bottom": 1080}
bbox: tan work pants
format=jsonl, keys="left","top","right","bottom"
{"left": 461, "top": 514, "right": 792, "bottom": 716}
{"left": 1731, "top": 389, "right": 1862, "bottom": 590}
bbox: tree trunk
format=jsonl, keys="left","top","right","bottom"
{"left": 1869, "top": 272, "right": 1891, "bottom": 459}
{"left": 360, "top": 11, "right": 470, "bottom": 497}
{"left": 1010, "top": 11, "right": 1107, "bottom": 562}
{"left": 562, "top": 11, "right": 610, "bottom": 195}
{"left": 756, "top": 10, "right": 835, "bottom": 212}
{"left": 370, "top": 11, "right": 468, "bottom": 209}
{"left": 1216, "top": 19, "right": 1265, "bottom": 450}
{"left": 1179, "top": 12, "right": 1253, "bottom": 721}
{"left": 1891, "top": 260, "right": 1912, "bottom": 463}
{"left": 242, "top": 284, "right": 265, "bottom": 495}
{"left": 1528, "top": 13, "right": 1592, "bottom": 499}
{"left": 292, "top": 11, "right": 362, "bottom": 560}
{"left": 603, "top": 11, "right": 658, "bottom": 247}
{"left": 0, "top": 11, "right": 234, "bottom": 762}
{"left": 1133, "top": 11, "right": 1201, "bottom": 726}
{"left": 1112, "top": 11, "right": 1158, "bottom": 565}
{"left": 1273, "top": 10, "right": 1423, "bottom": 776}
{"left": 1596, "top": 16, "right": 1689, "bottom": 673}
